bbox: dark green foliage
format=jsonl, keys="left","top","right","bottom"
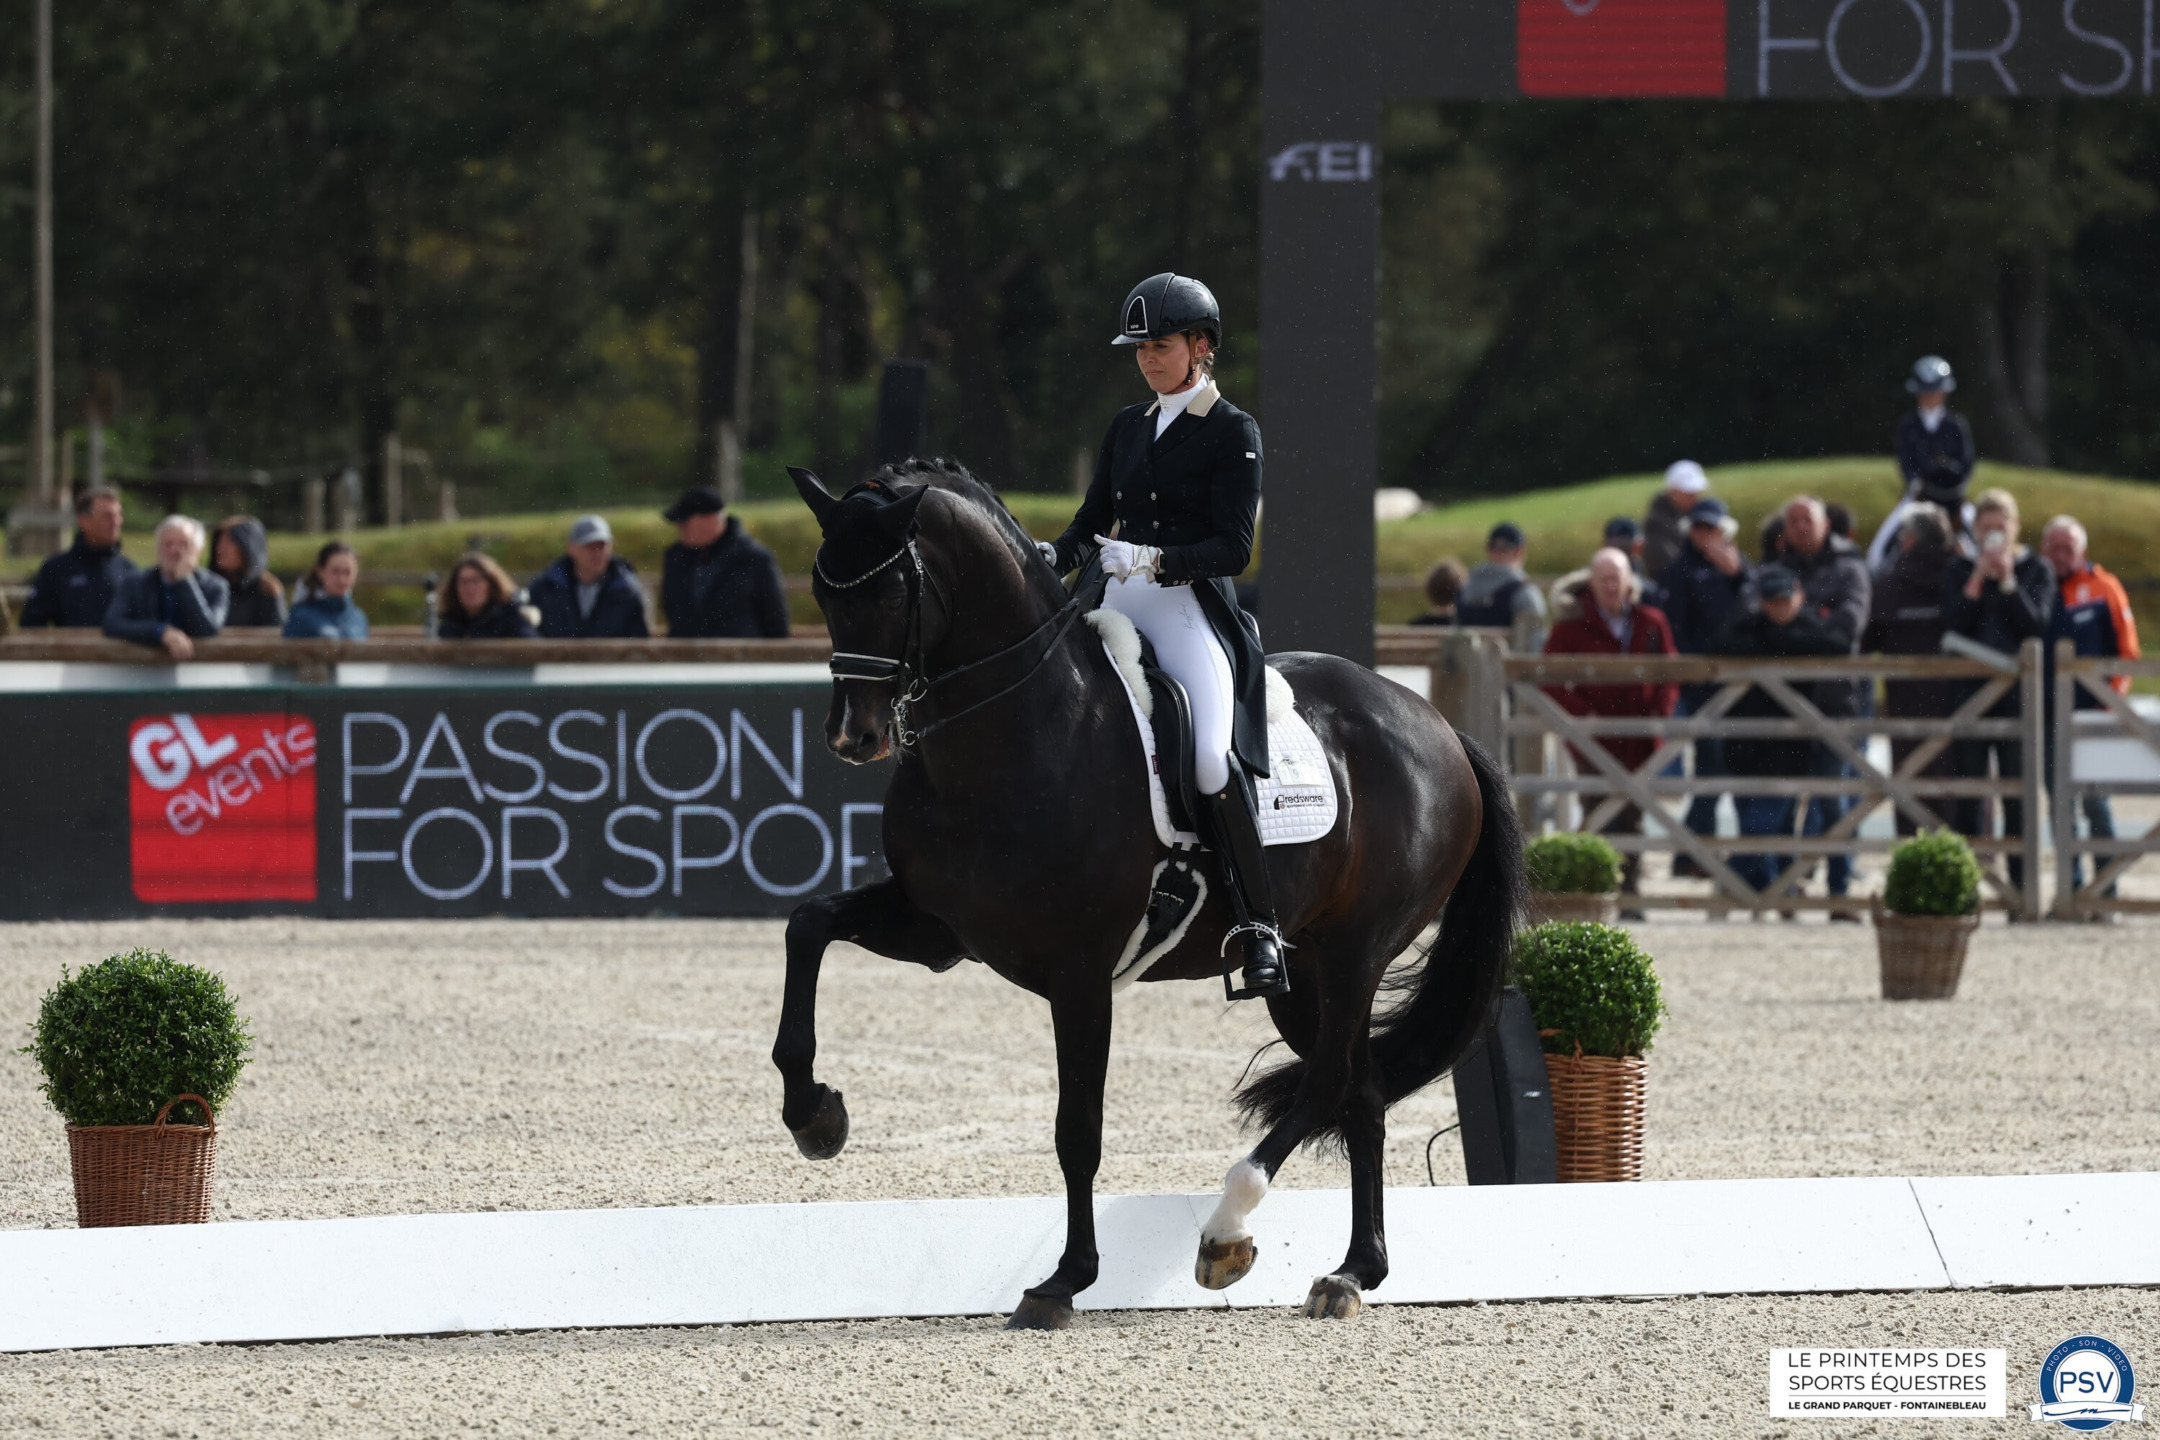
{"left": 1523, "top": 832, "right": 1621, "bottom": 895}
{"left": 1883, "top": 830, "right": 1983, "bottom": 917}
{"left": 23, "top": 950, "right": 252, "bottom": 1128}
{"left": 1511, "top": 922, "right": 1665, "bottom": 1060}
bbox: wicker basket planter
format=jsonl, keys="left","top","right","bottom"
{"left": 1543, "top": 1052, "right": 1647, "bottom": 1182}
{"left": 1525, "top": 890, "right": 1620, "bottom": 926}
{"left": 1872, "top": 902, "right": 1980, "bottom": 1001}
{"left": 66, "top": 1095, "right": 218, "bottom": 1228}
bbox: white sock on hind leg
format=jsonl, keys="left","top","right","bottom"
{"left": 1201, "top": 1156, "right": 1270, "bottom": 1243}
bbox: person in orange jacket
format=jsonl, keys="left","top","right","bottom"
{"left": 2042, "top": 516, "right": 2141, "bottom": 898}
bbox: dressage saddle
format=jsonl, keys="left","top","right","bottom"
{"left": 1135, "top": 634, "right": 1201, "bottom": 838}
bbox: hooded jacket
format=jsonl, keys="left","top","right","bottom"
{"left": 103, "top": 567, "right": 230, "bottom": 646}
{"left": 210, "top": 518, "right": 288, "bottom": 627}
{"left": 529, "top": 554, "right": 650, "bottom": 639}
{"left": 19, "top": 532, "right": 138, "bottom": 628}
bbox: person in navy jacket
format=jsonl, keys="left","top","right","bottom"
{"left": 529, "top": 514, "right": 650, "bottom": 639}
{"left": 103, "top": 515, "right": 229, "bottom": 659}
{"left": 20, "top": 487, "right": 137, "bottom": 628}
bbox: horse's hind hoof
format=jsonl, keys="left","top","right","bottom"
{"left": 1303, "top": 1273, "right": 1363, "bottom": 1320}
{"left": 1004, "top": 1288, "right": 1074, "bottom": 1331}
{"left": 789, "top": 1087, "right": 850, "bottom": 1160}
{"left": 1195, "top": 1235, "right": 1256, "bottom": 1291}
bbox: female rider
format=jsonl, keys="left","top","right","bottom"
{"left": 1042, "top": 273, "right": 1284, "bottom": 1000}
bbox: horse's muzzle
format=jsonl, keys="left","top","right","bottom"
{"left": 827, "top": 687, "right": 894, "bottom": 765}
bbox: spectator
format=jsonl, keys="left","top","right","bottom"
{"left": 1864, "top": 503, "right": 1957, "bottom": 836}
{"left": 1777, "top": 495, "right": 1871, "bottom": 909}
{"left": 2041, "top": 515, "right": 2138, "bottom": 898}
{"left": 1869, "top": 355, "right": 1978, "bottom": 570}
{"left": 1643, "top": 460, "right": 1709, "bottom": 577}
{"left": 1943, "top": 488, "right": 2053, "bottom": 891}
{"left": 103, "top": 515, "right": 229, "bottom": 659}
{"left": 1457, "top": 521, "right": 1548, "bottom": 652}
{"left": 1604, "top": 516, "right": 1665, "bottom": 611}
{"left": 1824, "top": 501, "right": 1855, "bottom": 544}
{"left": 438, "top": 555, "right": 540, "bottom": 639}
{"left": 1407, "top": 558, "right": 1467, "bottom": 627}
{"left": 208, "top": 515, "right": 287, "bottom": 627}
{"left": 1542, "top": 547, "right": 1679, "bottom": 905}
{"left": 1758, "top": 510, "right": 1788, "bottom": 565}
{"left": 530, "top": 514, "right": 650, "bottom": 639}
{"left": 1658, "top": 496, "right": 1753, "bottom": 868}
{"left": 19, "top": 485, "right": 136, "bottom": 628}
{"left": 1711, "top": 566, "right": 1851, "bottom": 900}
{"left": 283, "top": 542, "right": 370, "bottom": 639}
{"left": 661, "top": 486, "right": 790, "bottom": 639}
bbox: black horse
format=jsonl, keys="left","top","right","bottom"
{"left": 772, "top": 458, "right": 1522, "bottom": 1329}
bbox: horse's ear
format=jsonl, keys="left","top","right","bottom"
{"left": 873, "top": 484, "right": 930, "bottom": 536}
{"left": 789, "top": 467, "right": 840, "bottom": 528}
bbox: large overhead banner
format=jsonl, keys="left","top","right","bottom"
{"left": 0, "top": 684, "right": 892, "bottom": 921}
{"left": 1260, "top": 0, "right": 2153, "bottom": 666}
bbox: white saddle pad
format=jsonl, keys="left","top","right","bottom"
{"left": 1085, "top": 610, "right": 1339, "bottom": 850}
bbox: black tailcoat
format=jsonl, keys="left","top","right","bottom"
{"left": 1052, "top": 380, "right": 1268, "bottom": 776}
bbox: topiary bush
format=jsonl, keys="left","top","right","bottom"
{"left": 1523, "top": 832, "right": 1622, "bottom": 895}
{"left": 21, "top": 950, "right": 252, "bottom": 1127}
{"left": 1883, "top": 830, "right": 1982, "bottom": 917}
{"left": 1511, "top": 921, "right": 1666, "bottom": 1059}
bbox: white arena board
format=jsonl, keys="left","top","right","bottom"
{"left": 1, "top": 1171, "right": 2154, "bottom": 1353}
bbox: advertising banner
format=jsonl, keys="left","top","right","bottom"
{"left": 0, "top": 684, "right": 891, "bottom": 921}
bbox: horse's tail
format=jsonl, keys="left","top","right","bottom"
{"left": 1234, "top": 729, "right": 1522, "bottom": 1144}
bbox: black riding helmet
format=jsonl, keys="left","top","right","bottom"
{"left": 1112, "top": 272, "right": 1221, "bottom": 348}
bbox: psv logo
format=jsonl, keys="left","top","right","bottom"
{"left": 128, "top": 713, "right": 318, "bottom": 902}
{"left": 1517, "top": 0, "right": 1728, "bottom": 97}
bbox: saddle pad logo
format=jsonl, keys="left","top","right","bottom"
{"left": 129, "top": 713, "right": 318, "bottom": 902}
{"left": 1517, "top": 0, "right": 1727, "bottom": 97}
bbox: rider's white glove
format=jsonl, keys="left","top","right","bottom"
{"left": 1094, "top": 535, "right": 1162, "bottom": 581}
{"left": 1036, "top": 540, "right": 1059, "bottom": 568}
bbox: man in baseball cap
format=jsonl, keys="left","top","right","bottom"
{"left": 528, "top": 513, "right": 651, "bottom": 639}
{"left": 1644, "top": 459, "right": 1711, "bottom": 577}
{"left": 1457, "top": 521, "right": 1547, "bottom": 649}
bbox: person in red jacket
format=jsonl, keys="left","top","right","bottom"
{"left": 1543, "top": 547, "right": 1680, "bottom": 906}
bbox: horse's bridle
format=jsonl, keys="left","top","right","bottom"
{"left": 815, "top": 529, "right": 1085, "bottom": 749}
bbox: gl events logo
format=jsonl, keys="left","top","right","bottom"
{"left": 128, "top": 713, "right": 318, "bottom": 902}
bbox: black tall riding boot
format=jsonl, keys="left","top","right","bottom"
{"left": 1202, "top": 770, "right": 1289, "bottom": 1000}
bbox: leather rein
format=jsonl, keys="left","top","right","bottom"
{"left": 815, "top": 534, "right": 1087, "bottom": 749}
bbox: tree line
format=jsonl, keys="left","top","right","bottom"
{"left": 2, "top": 7, "right": 2157, "bottom": 522}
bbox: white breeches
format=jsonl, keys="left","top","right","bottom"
{"left": 1104, "top": 573, "right": 1235, "bottom": 795}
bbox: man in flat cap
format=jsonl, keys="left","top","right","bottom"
{"left": 660, "top": 486, "right": 790, "bottom": 639}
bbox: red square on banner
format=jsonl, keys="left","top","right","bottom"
{"left": 1518, "top": 0, "right": 1727, "bottom": 97}
{"left": 128, "top": 713, "right": 318, "bottom": 903}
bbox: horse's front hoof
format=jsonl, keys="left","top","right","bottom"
{"left": 1303, "top": 1273, "right": 1363, "bottom": 1320}
{"left": 789, "top": 1087, "right": 850, "bottom": 1160}
{"left": 1195, "top": 1235, "right": 1256, "bottom": 1291}
{"left": 1004, "top": 1288, "right": 1074, "bottom": 1331}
